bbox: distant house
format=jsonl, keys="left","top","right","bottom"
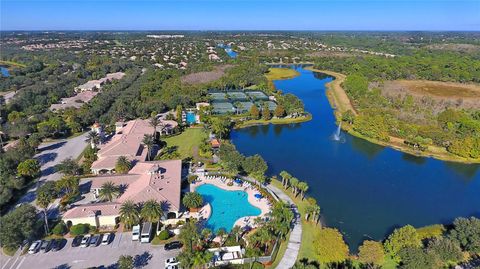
{"left": 63, "top": 160, "right": 182, "bottom": 228}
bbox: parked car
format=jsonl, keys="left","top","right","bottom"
{"left": 89, "top": 234, "right": 101, "bottom": 247}
{"left": 165, "top": 257, "right": 179, "bottom": 266}
{"left": 80, "top": 235, "right": 91, "bottom": 247}
{"left": 72, "top": 235, "right": 83, "bottom": 247}
{"left": 165, "top": 265, "right": 179, "bottom": 269}
{"left": 164, "top": 241, "right": 182, "bottom": 251}
{"left": 51, "top": 239, "right": 66, "bottom": 252}
{"left": 28, "top": 240, "right": 42, "bottom": 254}
{"left": 101, "top": 233, "right": 113, "bottom": 245}
{"left": 40, "top": 240, "right": 52, "bottom": 253}
{"left": 132, "top": 225, "right": 140, "bottom": 241}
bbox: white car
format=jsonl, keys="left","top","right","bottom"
{"left": 80, "top": 234, "right": 91, "bottom": 247}
{"left": 165, "top": 266, "right": 179, "bottom": 269}
{"left": 28, "top": 240, "right": 42, "bottom": 254}
{"left": 132, "top": 225, "right": 140, "bottom": 241}
{"left": 101, "top": 233, "right": 113, "bottom": 245}
{"left": 165, "top": 257, "right": 179, "bottom": 266}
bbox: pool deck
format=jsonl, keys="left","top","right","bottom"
{"left": 190, "top": 175, "right": 271, "bottom": 229}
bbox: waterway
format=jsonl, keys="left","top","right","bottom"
{"left": 231, "top": 65, "right": 480, "bottom": 250}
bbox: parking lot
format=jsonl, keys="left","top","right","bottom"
{"left": 1, "top": 232, "right": 180, "bottom": 269}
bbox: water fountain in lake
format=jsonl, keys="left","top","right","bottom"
{"left": 332, "top": 122, "right": 345, "bottom": 142}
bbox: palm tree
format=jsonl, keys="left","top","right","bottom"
{"left": 182, "top": 192, "right": 204, "bottom": 209}
{"left": 297, "top": 181, "right": 309, "bottom": 200}
{"left": 149, "top": 117, "right": 160, "bottom": 140}
{"left": 192, "top": 250, "right": 213, "bottom": 269}
{"left": 312, "top": 205, "right": 321, "bottom": 225}
{"left": 98, "top": 181, "right": 120, "bottom": 202}
{"left": 87, "top": 131, "right": 100, "bottom": 149}
{"left": 201, "top": 228, "right": 213, "bottom": 242}
{"left": 56, "top": 176, "right": 80, "bottom": 196}
{"left": 230, "top": 225, "right": 242, "bottom": 243}
{"left": 140, "top": 199, "right": 163, "bottom": 234}
{"left": 289, "top": 177, "right": 299, "bottom": 196}
{"left": 119, "top": 200, "right": 139, "bottom": 229}
{"left": 279, "top": 170, "right": 291, "bottom": 188}
{"left": 115, "top": 156, "right": 131, "bottom": 174}
{"left": 36, "top": 181, "right": 57, "bottom": 234}
{"left": 142, "top": 134, "right": 154, "bottom": 161}
{"left": 251, "top": 227, "right": 272, "bottom": 254}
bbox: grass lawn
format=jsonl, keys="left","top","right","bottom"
{"left": 163, "top": 128, "right": 207, "bottom": 159}
{"left": 265, "top": 67, "right": 300, "bottom": 81}
{"left": 270, "top": 179, "right": 321, "bottom": 261}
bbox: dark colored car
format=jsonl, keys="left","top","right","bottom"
{"left": 89, "top": 234, "right": 101, "bottom": 247}
{"left": 51, "top": 239, "right": 66, "bottom": 252}
{"left": 72, "top": 235, "right": 84, "bottom": 247}
{"left": 164, "top": 241, "right": 183, "bottom": 251}
{"left": 40, "top": 240, "right": 52, "bottom": 253}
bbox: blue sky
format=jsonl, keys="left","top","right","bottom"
{"left": 1, "top": 0, "right": 479, "bottom": 31}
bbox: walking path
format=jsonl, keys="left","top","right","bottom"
{"left": 267, "top": 183, "right": 302, "bottom": 269}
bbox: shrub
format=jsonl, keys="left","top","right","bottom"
{"left": 158, "top": 230, "right": 170, "bottom": 240}
{"left": 52, "top": 221, "right": 68, "bottom": 235}
{"left": 69, "top": 223, "right": 90, "bottom": 235}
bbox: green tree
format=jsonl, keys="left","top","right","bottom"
{"left": 86, "top": 131, "right": 100, "bottom": 149}
{"left": 140, "top": 199, "right": 163, "bottom": 233}
{"left": 0, "top": 204, "right": 37, "bottom": 250}
{"left": 342, "top": 110, "right": 355, "bottom": 124}
{"left": 289, "top": 177, "right": 299, "bottom": 196}
{"left": 358, "top": 240, "right": 385, "bottom": 268}
{"left": 427, "top": 238, "right": 462, "bottom": 265}
{"left": 192, "top": 250, "right": 213, "bottom": 268}
{"left": 115, "top": 156, "right": 131, "bottom": 174}
{"left": 210, "top": 117, "right": 231, "bottom": 139}
{"left": 17, "top": 159, "right": 40, "bottom": 178}
{"left": 384, "top": 225, "right": 421, "bottom": 262}
{"left": 142, "top": 134, "right": 155, "bottom": 161}
{"left": 149, "top": 116, "right": 160, "bottom": 140}
{"left": 242, "top": 154, "right": 268, "bottom": 182}
{"left": 448, "top": 216, "right": 480, "bottom": 253}
{"left": 262, "top": 103, "right": 272, "bottom": 120}
{"left": 249, "top": 105, "right": 260, "bottom": 120}
{"left": 178, "top": 219, "right": 200, "bottom": 252}
{"left": 274, "top": 104, "right": 286, "bottom": 118}
{"left": 182, "top": 192, "right": 204, "bottom": 209}
{"left": 118, "top": 255, "right": 134, "bottom": 269}
{"left": 398, "top": 247, "right": 439, "bottom": 269}
{"left": 52, "top": 221, "right": 68, "bottom": 235}
{"left": 279, "top": 170, "right": 291, "bottom": 188}
{"left": 313, "top": 228, "right": 349, "bottom": 264}
{"left": 55, "top": 158, "right": 81, "bottom": 176}
{"left": 297, "top": 181, "right": 309, "bottom": 200}
{"left": 98, "top": 181, "right": 120, "bottom": 202}
{"left": 119, "top": 200, "right": 140, "bottom": 229}
{"left": 36, "top": 181, "right": 57, "bottom": 234}
{"left": 218, "top": 143, "right": 244, "bottom": 174}
{"left": 176, "top": 105, "right": 183, "bottom": 124}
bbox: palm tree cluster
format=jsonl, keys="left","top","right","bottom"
{"left": 280, "top": 170, "right": 309, "bottom": 200}
{"left": 119, "top": 199, "right": 163, "bottom": 230}
{"left": 249, "top": 202, "right": 294, "bottom": 255}
{"left": 305, "top": 199, "right": 321, "bottom": 225}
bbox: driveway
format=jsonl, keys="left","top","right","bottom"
{"left": 16, "top": 133, "right": 89, "bottom": 210}
{"left": 0, "top": 232, "right": 179, "bottom": 269}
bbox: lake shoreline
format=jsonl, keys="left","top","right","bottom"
{"left": 233, "top": 114, "right": 312, "bottom": 129}
{"left": 305, "top": 66, "right": 480, "bottom": 164}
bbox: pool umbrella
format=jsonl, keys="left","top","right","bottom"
{"left": 254, "top": 194, "right": 263, "bottom": 199}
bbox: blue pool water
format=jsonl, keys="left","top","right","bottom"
{"left": 0, "top": 67, "right": 10, "bottom": 77}
{"left": 186, "top": 112, "right": 196, "bottom": 125}
{"left": 196, "top": 184, "right": 261, "bottom": 232}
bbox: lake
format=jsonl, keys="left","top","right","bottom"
{"left": 231, "top": 65, "right": 480, "bottom": 251}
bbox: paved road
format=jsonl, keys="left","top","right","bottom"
{"left": 17, "top": 133, "right": 89, "bottom": 207}
{"left": 267, "top": 183, "right": 302, "bottom": 269}
{"left": 0, "top": 232, "right": 179, "bottom": 269}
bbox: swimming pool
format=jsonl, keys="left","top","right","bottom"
{"left": 186, "top": 112, "right": 196, "bottom": 125}
{"left": 195, "top": 184, "right": 261, "bottom": 232}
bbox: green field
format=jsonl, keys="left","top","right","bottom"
{"left": 265, "top": 67, "right": 300, "bottom": 81}
{"left": 163, "top": 128, "right": 207, "bottom": 159}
